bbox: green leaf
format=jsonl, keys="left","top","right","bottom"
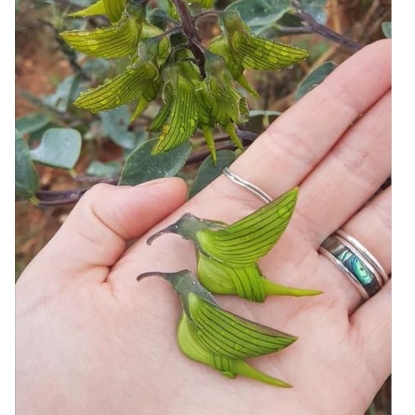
{"left": 382, "top": 21, "right": 391, "bottom": 38}
{"left": 294, "top": 61, "right": 337, "bottom": 101}
{"left": 225, "top": 0, "right": 292, "bottom": 34}
{"left": 30, "top": 128, "right": 82, "bottom": 169}
{"left": 82, "top": 58, "right": 112, "bottom": 79}
{"left": 119, "top": 138, "right": 192, "bottom": 185}
{"left": 15, "top": 129, "right": 40, "bottom": 200}
{"left": 99, "top": 106, "right": 147, "bottom": 150}
{"left": 42, "top": 75, "right": 83, "bottom": 113}
{"left": 189, "top": 150, "right": 236, "bottom": 199}
{"left": 15, "top": 113, "right": 51, "bottom": 135}
{"left": 299, "top": 0, "right": 328, "bottom": 25}
{"left": 85, "top": 160, "right": 122, "bottom": 178}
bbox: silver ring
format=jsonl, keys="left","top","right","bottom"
{"left": 222, "top": 168, "right": 272, "bottom": 203}
{"left": 319, "top": 230, "right": 389, "bottom": 300}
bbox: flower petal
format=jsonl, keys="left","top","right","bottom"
{"left": 74, "top": 62, "right": 157, "bottom": 113}
{"left": 69, "top": 0, "right": 106, "bottom": 19}
{"left": 239, "top": 36, "right": 309, "bottom": 71}
{"left": 60, "top": 16, "right": 139, "bottom": 59}
{"left": 151, "top": 75, "right": 199, "bottom": 154}
{"left": 197, "top": 187, "right": 298, "bottom": 266}
{"left": 188, "top": 293, "right": 297, "bottom": 359}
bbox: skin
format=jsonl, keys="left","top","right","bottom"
{"left": 16, "top": 39, "right": 391, "bottom": 415}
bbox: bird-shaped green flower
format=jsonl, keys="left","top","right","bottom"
{"left": 148, "top": 62, "right": 199, "bottom": 155}
{"left": 221, "top": 10, "right": 309, "bottom": 72}
{"left": 136, "top": 269, "right": 297, "bottom": 387}
{"left": 199, "top": 51, "right": 249, "bottom": 157}
{"left": 62, "top": 0, "right": 148, "bottom": 59}
{"left": 147, "top": 187, "right": 321, "bottom": 301}
{"left": 72, "top": 35, "right": 167, "bottom": 114}
{"left": 208, "top": 10, "right": 309, "bottom": 97}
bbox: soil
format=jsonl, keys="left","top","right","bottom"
{"left": 15, "top": 10, "right": 75, "bottom": 276}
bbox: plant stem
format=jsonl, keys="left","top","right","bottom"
{"left": 291, "top": 0, "right": 362, "bottom": 51}
{"left": 171, "top": 0, "right": 206, "bottom": 76}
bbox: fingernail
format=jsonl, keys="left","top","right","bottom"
{"left": 136, "top": 177, "right": 178, "bottom": 187}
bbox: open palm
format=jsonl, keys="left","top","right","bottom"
{"left": 16, "top": 39, "right": 391, "bottom": 415}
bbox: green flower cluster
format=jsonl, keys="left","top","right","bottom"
{"left": 61, "top": 0, "right": 308, "bottom": 162}
{"left": 140, "top": 186, "right": 322, "bottom": 386}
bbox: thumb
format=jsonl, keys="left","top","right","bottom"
{"left": 19, "top": 178, "right": 188, "bottom": 284}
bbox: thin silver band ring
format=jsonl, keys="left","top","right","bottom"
{"left": 222, "top": 168, "right": 389, "bottom": 301}
{"left": 222, "top": 168, "right": 272, "bottom": 203}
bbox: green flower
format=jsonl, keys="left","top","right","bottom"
{"left": 221, "top": 10, "right": 309, "bottom": 71}
{"left": 148, "top": 187, "right": 298, "bottom": 267}
{"left": 190, "top": 0, "right": 215, "bottom": 8}
{"left": 72, "top": 36, "right": 166, "bottom": 114}
{"left": 201, "top": 52, "right": 249, "bottom": 153}
{"left": 137, "top": 270, "right": 297, "bottom": 387}
{"left": 208, "top": 33, "right": 259, "bottom": 97}
{"left": 148, "top": 63, "right": 199, "bottom": 155}
{"left": 198, "top": 252, "right": 322, "bottom": 302}
{"left": 69, "top": 0, "right": 126, "bottom": 23}
{"left": 62, "top": 1, "right": 147, "bottom": 59}
{"left": 147, "top": 187, "right": 320, "bottom": 302}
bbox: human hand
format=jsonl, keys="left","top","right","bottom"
{"left": 16, "top": 39, "right": 391, "bottom": 415}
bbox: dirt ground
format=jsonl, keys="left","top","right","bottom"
{"left": 15, "top": 9, "right": 75, "bottom": 276}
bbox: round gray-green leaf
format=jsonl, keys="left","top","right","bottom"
{"left": 15, "top": 113, "right": 50, "bottom": 135}
{"left": 189, "top": 150, "right": 236, "bottom": 199}
{"left": 119, "top": 138, "right": 192, "bottom": 186}
{"left": 294, "top": 61, "right": 337, "bottom": 101}
{"left": 300, "top": 0, "right": 328, "bottom": 25}
{"left": 15, "top": 129, "right": 40, "bottom": 200}
{"left": 30, "top": 128, "right": 82, "bottom": 169}
{"left": 225, "top": 0, "right": 291, "bottom": 34}
{"left": 86, "top": 160, "right": 122, "bottom": 178}
{"left": 382, "top": 22, "right": 391, "bottom": 38}
{"left": 99, "top": 106, "right": 146, "bottom": 150}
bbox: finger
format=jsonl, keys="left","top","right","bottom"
{"left": 212, "top": 39, "right": 391, "bottom": 205}
{"left": 317, "top": 186, "right": 391, "bottom": 314}
{"left": 296, "top": 90, "right": 390, "bottom": 242}
{"left": 19, "top": 178, "right": 188, "bottom": 284}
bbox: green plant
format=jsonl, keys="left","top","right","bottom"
{"left": 15, "top": 0, "right": 376, "bottom": 207}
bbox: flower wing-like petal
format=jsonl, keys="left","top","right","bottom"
{"left": 60, "top": 17, "right": 139, "bottom": 59}
{"left": 103, "top": 0, "right": 125, "bottom": 22}
{"left": 188, "top": 293, "right": 297, "bottom": 359}
{"left": 189, "top": 0, "right": 215, "bottom": 8}
{"left": 69, "top": 0, "right": 107, "bottom": 18}
{"left": 239, "top": 36, "right": 309, "bottom": 71}
{"left": 74, "top": 63, "right": 157, "bottom": 113}
{"left": 198, "top": 187, "right": 298, "bottom": 266}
